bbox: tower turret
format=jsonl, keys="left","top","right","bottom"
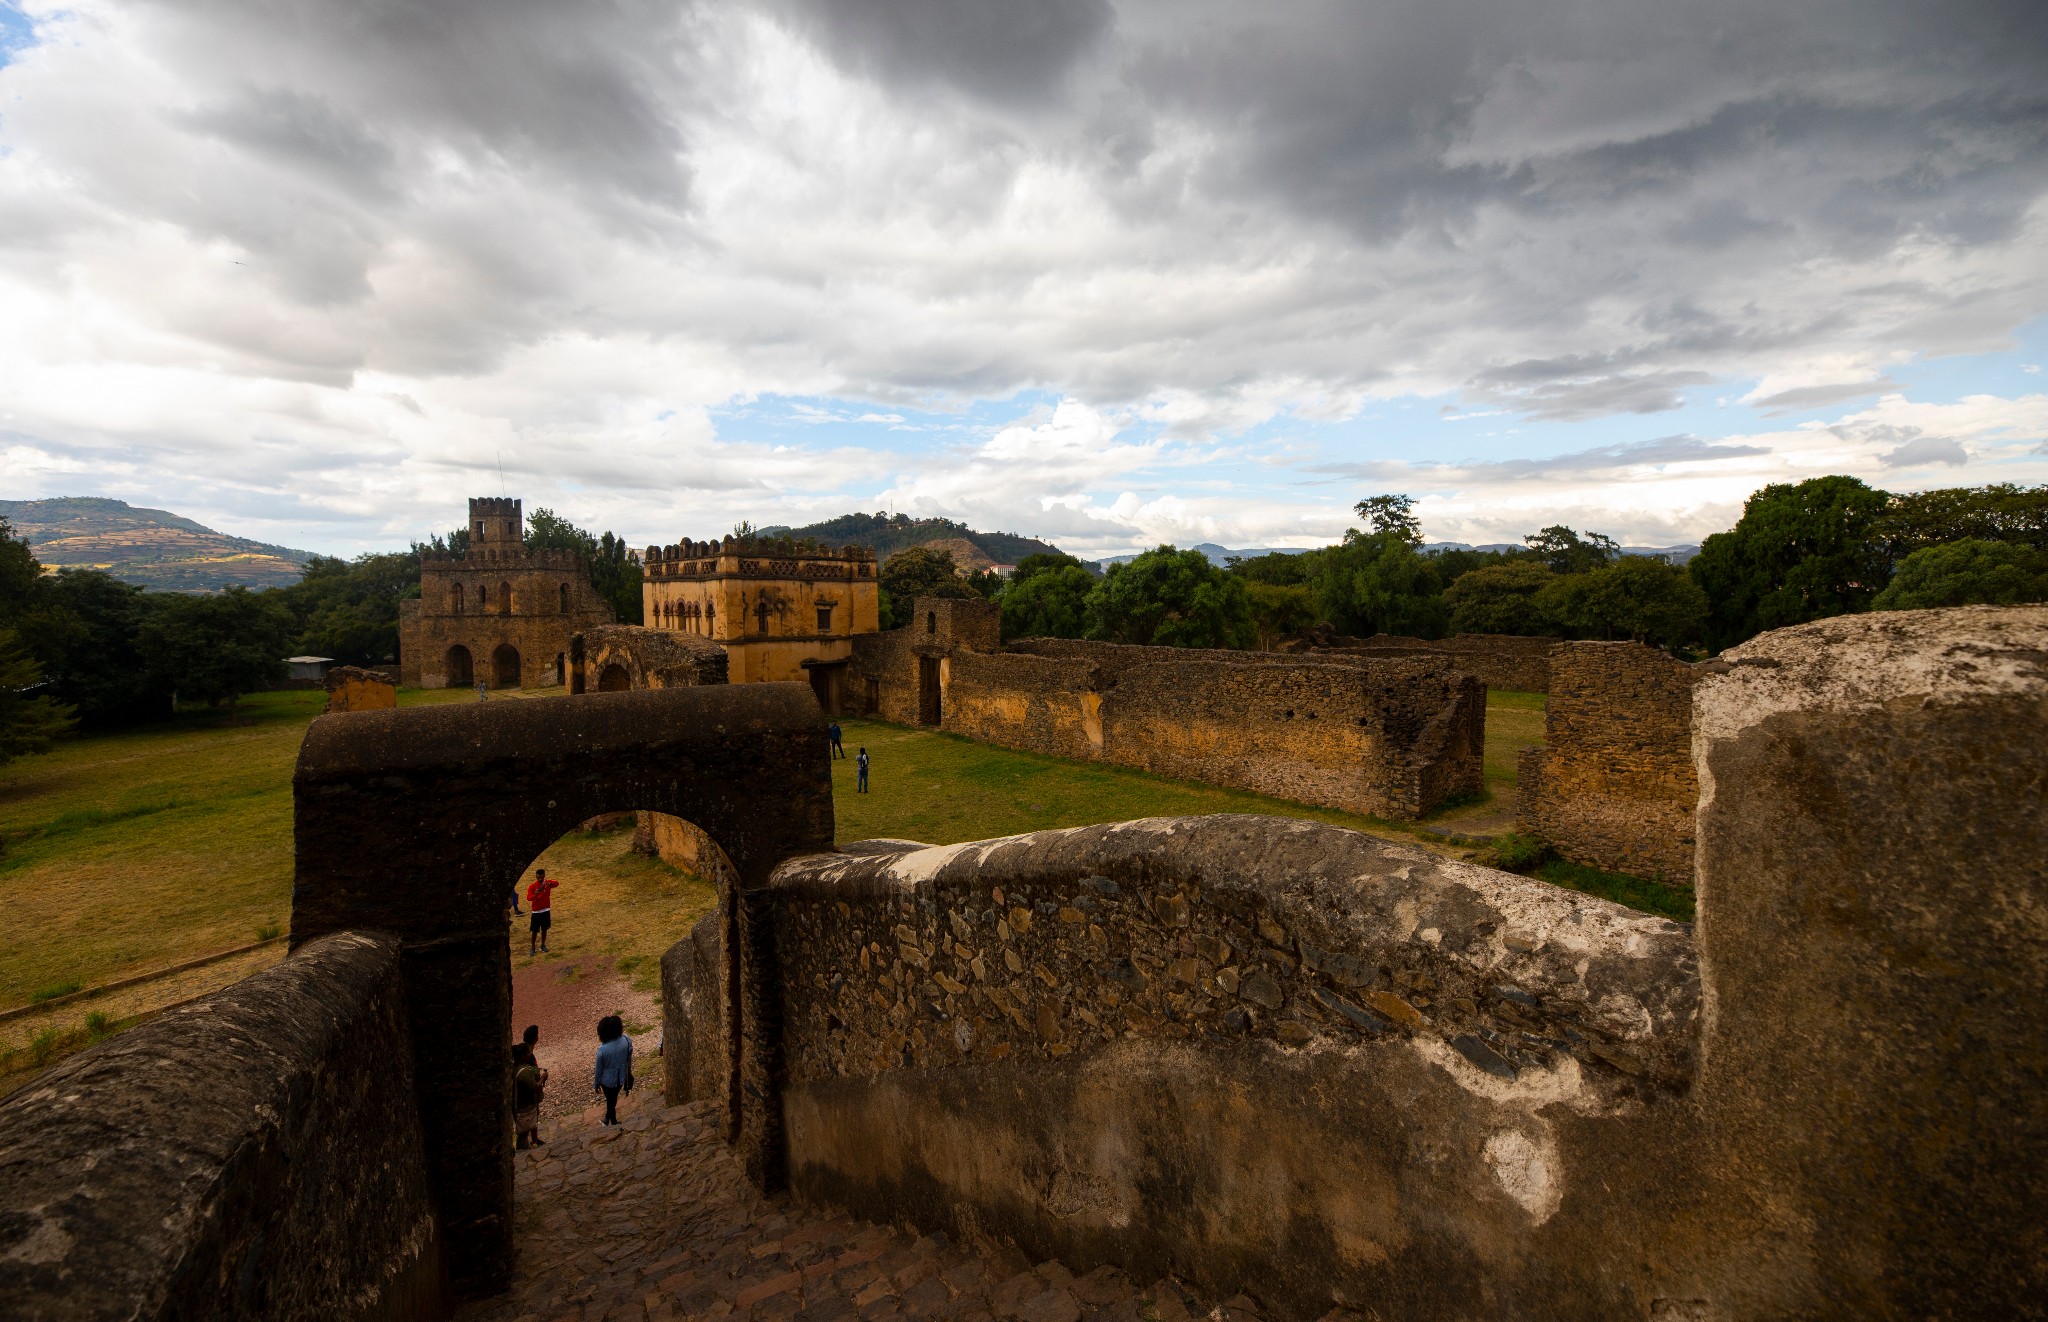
{"left": 469, "top": 497, "right": 523, "bottom": 547}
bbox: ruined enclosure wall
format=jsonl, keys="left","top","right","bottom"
{"left": 661, "top": 915, "right": 725, "bottom": 1106}
{"left": 578, "top": 623, "right": 728, "bottom": 691}
{"left": 0, "top": 932, "right": 445, "bottom": 1321}
{"left": 1518, "top": 642, "right": 1699, "bottom": 882}
{"left": 326, "top": 663, "right": 398, "bottom": 712}
{"left": 846, "top": 626, "right": 921, "bottom": 723}
{"left": 1319, "top": 633, "right": 1554, "bottom": 693}
{"left": 941, "top": 650, "right": 1102, "bottom": 759}
{"left": 752, "top": 817, "right": 1701, "bottom": 1319}
{"left": 1096, "top": 658, "right": 1483, "bottom": 818}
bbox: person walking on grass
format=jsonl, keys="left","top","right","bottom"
{"left": 512, "top": 1042, "right": 546, "bottom": 1149}
{"left": 828, "top": 721, "right": 845, "bottom": 759}
{"left": 527, "top": 867, "right": 559, "bottom": 955}
{"left": 856, "top": 746, "right": 870, "bottom": 793}
{"left": 593, "top": 1013, "right": 634, "bottom": 1126}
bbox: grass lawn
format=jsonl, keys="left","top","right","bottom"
{"left": 516, "top": 824, "right": 717, "bottom": 999}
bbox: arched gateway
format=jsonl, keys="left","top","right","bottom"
{"left": 291, "top": 685, "right": 833, "bottom": 1298}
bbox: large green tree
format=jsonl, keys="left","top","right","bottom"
{"left": 1538, "top": 556, "right": 1708, "bottom": 649}
{"left": 1871, "top": 539, "right": 2048, "bottom": 611}
{"left": 1524, "top": 526, "right": 1620, "bottom": 574}
{"left": 1085, "top": 546, "right": 1256, "bottom": 648}
{"left": 1871, "top": 483, "right": 2048, "bottom": 563}
{"left": 999, "top": 553, "right": 1094, "bottom": 640}
{"left": 0, "top": 626, "right": 74, "bottom": 764}
{"left": 1244, "top": 582, "right": 1319, "bottom": 649}
{"left": 1224, "top": 551, "right": 1310, "bottom": 586}
{"left": 137, "top": 588, "right": 295, "bottom": 718}
{"left": 273, "top": 552, "right": 421, "bottom": 666}
{"left": 1443, "top": 561, "right": 1557, "bottom": 635}
{"left": 30, "top": 569, "right": 170, "bottom": 726}
{"left": 1300, "top": 531, "right": 1448, "bottom": 639}
{"left": 1690, "top": 475, "right": 1891, "bottom": 650}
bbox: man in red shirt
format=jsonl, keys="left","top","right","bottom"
{"left": 527, "top": 868, "right": 560, "bottom": 955}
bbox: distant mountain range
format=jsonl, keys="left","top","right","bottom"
{"left": 0, "top": 497, "right": 316, "bottom": 591}
{"left": 757, "top": 513, "right": 1064, "bottom": 569}
{"left": 1101, "top": 541, "right": 1702, "bottom": 566}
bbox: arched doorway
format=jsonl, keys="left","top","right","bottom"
{"left": 598, "top": 663, "right": 631, "bottom": 692}
{"left": 446, "top": 644, "right": 474, "bottom": 687}
{"left": 493, "top": 644, "right": 521, "bottom": 689}
{"left": 291, "top": 686, "right": 833, "bottom": 1296}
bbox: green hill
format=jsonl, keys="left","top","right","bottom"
{"left": 0, "top": 497, "right": 314, "bottom": 591}
{"left": 760, "top": 512, "right": 1063, "bottom": 566}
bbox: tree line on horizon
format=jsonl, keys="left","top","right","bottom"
{"left": 0, "top": 477, "right": 2041, "bottom": 764}
{"left": 890, "top": 477, "right": 2048, "bottom": 656}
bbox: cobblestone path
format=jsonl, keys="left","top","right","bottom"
{"left": 457, "top": 1100, "right": 1251, "bottom": 1322}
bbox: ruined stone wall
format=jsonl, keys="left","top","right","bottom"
{"left": 325, "top": 663, "right": 397, "bottom": 712}
{"left": 1094, "top": 658, "right": 1483, "bottom": 819}
{"left": 577, "top": 623, "right": 728, "bottom": 692}
{"left": 1517, "top": 642, "right": 1699, "bottom": 882}
{"left": 854, "top": 618, "right": 1483, "bottom": 819}
{"left": 1316, "top": 633, "right": 1554, "bottom": 693}
{"left": 0, "top": 931, "right": 445, "bottom": 1320}
{"left": 660, "top": 915, "right": 724, "bottom": 1106}
{"left": 739, "top": 818, "right": 1701, "bottom": 1319}
{"left": 941, "top": 649, "right": 1103, "bottom": 760}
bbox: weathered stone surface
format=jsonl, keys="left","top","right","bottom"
{"left": 755, "top": 814, "right": 1696, "bottom": 1318}
{"left": 1686, "top": 605, "right": 2048, "bottom": 1319}
{"left": 293, "top": 684, "right": 835, "bottom": 1296}
{"left": 0, "top": 932, "right": 444, "bottom": 1320}
{"left": 1517, "top": 640, "right": 1700, "bottom": 883}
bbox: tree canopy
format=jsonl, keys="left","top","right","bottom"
{"left": 1690, "top": 475, "right": 1891, "bottom": 650}
{"left": 525, "top": 507, "right": 641, "bottom": 624}
{"left": 1301, "top": 530, "right": 1447, "bottom": 639}
{"left": 1442, "top": 561, "right": 1556, "bottom": 635}
{"left": 136, "top": 588, "right": 295, "bottom": 715}
{"left": 999, "top": 554, "right": 1094, "bottom": 640}
{"left": 1872, "top": 539, "right": 2048, "bottom": 611}
{"left": 1085, "top": 546, "right": 1255, "bottom": 648}
{"left": 0, "top": 625, "right": 74, "bottom": 764}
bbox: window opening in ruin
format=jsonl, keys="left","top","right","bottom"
{"left": 493, "top": 644, "right": 521, "bottom": 689}
{"left": 479, "top": 584, "right": 489, "bottom": 611}
{"left": 452, "top": 583, "right": 465, "bottom": 615}
{"left": 559, "top": 584, "right": 568, "bottom": 613}
{"left": 816, "top": 604, "right": 833, "bottom": 633}
{"left": 446, "top": 644, "right": 474, "bottom": 687}
{"left": 598, "top": 663, "right": 631, "bottom": 692}
{"left": 927, "top": 610, "right": 936, "bottom": 635}
{"left": 705, "top": 602, "right": 715, "bottom": 632}
{"left": 499, "top": 581, "right": 513, "bottom": 615}
{"left": 554, "top": 652, "right": 566, "bottom": 685}
{"left": 756, "top": 600, "right": 771, "bottom": 635}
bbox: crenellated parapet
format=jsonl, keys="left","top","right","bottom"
{"left": 420, "top": 545, "right": 588, "bottom": 572}
{"left": 643, "top": 536, "right": 876, "bottom": 580}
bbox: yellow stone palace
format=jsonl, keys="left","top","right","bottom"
{"left": 640, "top": 533, "right": 880, "bottom": 709}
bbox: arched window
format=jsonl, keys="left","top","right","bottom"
{"left": 756, "top": 599, "right": 772, "bottom": 635}
{"left": 452, "top": 582, "right": 465, "bottom": 615}
{"left": 499, "top": 581, "right": 513, "bottom": 615}
{"left": 927, "top": 610, "right": 937, "bottom": 635}
{"left": 478, "top": 583, "right": 489, "bottom": 611}
{"left": 559, "top": 583, "right": 568, "bottom": 613}
{"left": 705, "top": 602, "right": 715, "bottom": 633}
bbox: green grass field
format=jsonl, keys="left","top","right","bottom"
{"left": 0, "top": 682, "right": 1682, "bottom": 1085}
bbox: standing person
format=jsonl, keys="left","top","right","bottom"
{"left": 475, "top": 678, "right": 488, "bottom": 702}
{"left": 527, "top": 867, "right": 559, "bottom": 955}
{"left": 856, "top": 746, "right": 870, "bottom": 793}
{"left": 512, "top": 1043, "right": 545, "bottom": 1149}
{"left": 828, "top": 722, "right": 845, "bottom": 759}
{"left": 592, "top": 1014, "right": 634, "bottom": 1126}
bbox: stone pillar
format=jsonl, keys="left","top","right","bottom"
{"left": 1690, "top": 606, "right": 2048, "bottom": 1317}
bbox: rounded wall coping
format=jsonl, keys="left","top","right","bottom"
{"left": 295, "top": 683, "right": 822, "bottom": 782}
{"left": 1694, "top": 605, "right": 2048, "bottom": 747}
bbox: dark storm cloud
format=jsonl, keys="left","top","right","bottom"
{"left": 767, "top": 0, "right": 1114, "bottom": 106}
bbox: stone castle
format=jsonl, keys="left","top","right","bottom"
{"left": 399, "top": 498, "right": 616, "bottom": 689}
{"left": 641, "top": 534, "right": 880, "bottom": 708}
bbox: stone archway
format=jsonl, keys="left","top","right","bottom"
{"left": 291, "top": 685, "right": 833, "bottom": 1298}
{"left": 598, "top": 662, "right": 631, "bottom": 691}
{"left": 447, "top": 644, "right": 474, "bottom": 687}
{"left": 492, "top": 644, "right": 521, "bottom": 689}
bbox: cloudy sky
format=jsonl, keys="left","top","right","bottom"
{"left": 1, "top": 0, "right": 2044, "bottom": 559}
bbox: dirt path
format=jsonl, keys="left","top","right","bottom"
{"left": 459, "top": 1099, "right": 1245, "bottom": 1322}
{"left": 512, "top": 954, "right": 662, "bottom": 1123}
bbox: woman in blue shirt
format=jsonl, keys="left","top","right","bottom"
{"left": 592, "top": 1014, "right": 634, "bottom": 1126}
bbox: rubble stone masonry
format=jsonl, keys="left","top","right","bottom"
{"left": 1517, "top": 641, "right": 1700, "bottom": 882}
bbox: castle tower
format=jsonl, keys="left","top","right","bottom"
{"left": 469, "top": 497, "right": 523, "bottom": 548}
{"left": 399, "top": 497, "right": 614, "bottom": 689}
